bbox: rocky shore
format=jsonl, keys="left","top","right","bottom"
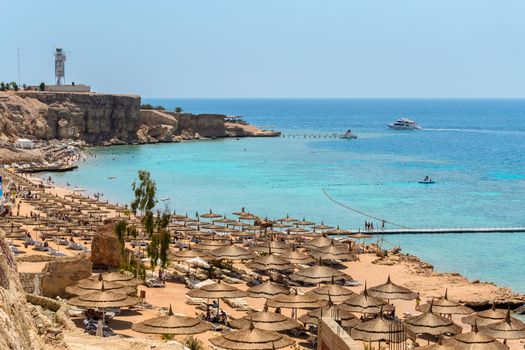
{"left": 0, "top": 91, "right": 280, "bottom": 165}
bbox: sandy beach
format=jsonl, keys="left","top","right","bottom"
{"left": 2, "top": 169, "right": 524, "bottom": 350}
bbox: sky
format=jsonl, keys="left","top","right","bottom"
{"left": 0, "top": 0, "right": 524, "bottom": 98}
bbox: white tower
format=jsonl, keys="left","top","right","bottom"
{"left": 54, "top": 48, "right": 66, "bottom": 85}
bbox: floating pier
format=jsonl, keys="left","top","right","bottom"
{"left": 333, "top": 227, "right": 525, "bottom": 235}
{"left": 281, "top": 133, "right": 350, "bottom": 139}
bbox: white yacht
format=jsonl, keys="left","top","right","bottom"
{"left": 388, "top": 118, "right": 421, "bottom": 130}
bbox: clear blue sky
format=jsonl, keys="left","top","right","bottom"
{"left": 1, "top": 0, "right": 524, "bottom": 98}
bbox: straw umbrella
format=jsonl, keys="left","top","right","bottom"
{"left": 367, "top": 275, "right": 418, "bottom": 301}
{"left": 200, "top": 210, "right": 222, "bottom": 219}
{"left": 248, "top": 253, "right": 294, "bottom": 273}
{"left": 343, "top": 283, "right": 394, "bottom": 315}
{"left": 299, "top": 296, "right": 360, "bottom": 328}
{"left": 350, "top": 311, "right": 407, "bottom": 348}
{"left": 481, "top": 308, "right": 525, "bottom": 341}
{"left": 304, "top": 234, "right": 333, "bottom": 249}
{"left": 247, "top": 280, "right": 290, "bottom": 299}
{"left": 230, "top": 306, "right": 301, "bottom": 332}
{"left": 267, "top": 289, "right": 327, "bottom": 319}
{"left": 416, "top": 289, "right": 474, "bottom": 316}
{"left": 209, "top": 242, "right": 254, "bottom": 261}
{"left": 169, "top": 246, "right": 203, "bottom": 262}
{"left": 132, "top": 305, "right": 212, "bottom": 335}
{"left": 416, "top": 338, "right": 456, "bottom": 350}
{"left": 253, "top": 240, "right": 288, "bottom": 254}
{"left": 280, "top": 246, "right": 315, "bottom": 265}
{"left": 326, "top": 226, "right": 352, "bottom": 236}
{"left": 68, "top": 282, "right": 141, "bottom": 328}
{"left": 404, "top": 301, "right": 462, "bottom": 337}
{"left": 289, "top": 260, "right": 347, "bottom": 285}
{"left": 87, "top": 272, "right": 143, "bottom": 287}
{"left": 309, "top": 240, "right": 357, "bottom": 263}
{"left": 444, "top": 322, "right": 509, "bottom": 350}
{"left": 209, "top": 320, "right": 295, "bottom": 350}
{"left": 462, "top": 304, "right": 509, "bottom": 327}
{"left": 66, "top": 277, "right": 136, "bottom": 296}
{"left": 306, "top": 278, "right": 355, "bottom": 304}
{"left": 187, "top": 279, "right": 247, "bottom": 316}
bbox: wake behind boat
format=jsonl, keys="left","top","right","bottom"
{"left": 388, "top": 118, "right": 422, "bottom": 130}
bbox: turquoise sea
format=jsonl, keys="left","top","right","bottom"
{"left": 44, "top": 99, "right": 525, "bottom": 292}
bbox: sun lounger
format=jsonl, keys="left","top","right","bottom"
{"left": 145, "top": 279, "right": 165, "bottom": 288}
{"left": 47, "top": 248, "right": 66, "bottom": 257}
{"left": 68, "top": 242, "right": 83, "bottom": 250}
{"left": 34, "top": 241, "right": 49, "bottom": 251}
{"left": 185, "top": 295, "right": 206, "bottom": 305}
{"left": 224, "top": 298, "right": 249, "bottom": 311}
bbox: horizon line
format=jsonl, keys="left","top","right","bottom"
{"left": 142, "top": 97, "right": 525, "bottom": 100}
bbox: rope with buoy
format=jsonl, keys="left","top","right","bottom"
{"left": 322, "top": 188, "right": 411, "bottom": 229}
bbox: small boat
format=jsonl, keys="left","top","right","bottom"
{"left": 341, "top": 129, "right": 357, "bottom": 139}
{"left": 388, "top": 118, "right": 421, "bottom": 130}
{"left": 418, "top": 176, "right": 435, "bottom": 184}
{"left": 107, "top": 176, "right": 116, "bottom": 180}
{"left": 160, "top": 197, "right": 171, "bottom": 201}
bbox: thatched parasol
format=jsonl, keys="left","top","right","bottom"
{"left": 303, "top": 234, "right": 334, "bottom": 249}
{"left": 444, "top": 322, "right": 509, "bottom": 350}
{"left": 416, "top": 290, "right": 474, "bottom": 315}
{"left": 254, "top": 240, "right": 288, "bottom": 254}
{"left": 230, "top": 307, "right": 301, "bottom": 332}
{"left": 209, "top": 321, "right": 295, "bottom": 350}
{"left": 132, "top": 305, "right": 212, "bottom": 334}
{"left": 481, "top": 308, "right": 525, "bottom": 340}
{"left": 299, "top": 297, "right": 360, "bottom": 328}
{"left": 342, "top": 283, "right": 394, "bottom": 315}
{"left": 306, "top": 278, "right": 355, "bottom": 304}
{"left": 350, "top": 312, "right": 407, "bottom": 344}
{"left": 187, "top": 279, "right": 247, "bottom": 300}
{"left": 462, "top": 304, "right": 509, "bottom": 327}
{"left": 169, "top": 246, "right": 203, "bottom": 262}
{"left": 87, "top": 272, "right": 143, "bottom": 287}
{"left": 289, "top": 261, "right": 347, "bottom": 285}
{"left": 65, "top": 276, "right": 136, "bottom": 296}
{"left": 68, "top": 283, "right": 141, "bottom": 308}
{"left": 209, "top": 242, "right": 254, "bottom": 261}
{"left": 404, "top": 301, "right": 462, "bottom": 337}
{"left": 267, "top": 289, "right": 327, "bottom": 310}
{"left": 248, "top": 253, "right": 293, "bottom": 272}
{"left": 326, "top": 226, "right": 352, "bottom": 236}
{"left": 309, "top": 240, "right": 357, "bottom": 262}
{"left": 281, "top": 246, "right": 315, "bottom": 265}
{"left": 367, "top": 275, "right": 418, "bottom": 301}
{"left": 200, "top": 210, "right": 222, "bottom": 219}
{"left": 247, "top": 280, "right": 290, "bottom": 299}
{"left": 416, "top": 338, "right": 456, "bottom": 350}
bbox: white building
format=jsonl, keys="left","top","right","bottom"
{"left": 15, "top": 138, "right": 34, "bottom": 149}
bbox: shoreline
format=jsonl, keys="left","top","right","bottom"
{"left": 23, "top": 171, "right": 525, "bottom": 310}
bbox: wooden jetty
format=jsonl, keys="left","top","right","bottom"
{"left": 328, "top": 227, "right": 525, "bottom": 235}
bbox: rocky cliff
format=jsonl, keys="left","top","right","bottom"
{"left": 0, "top": 91, "right": 278, "bottom": 147}
{"left": 137, "top": 109, "right": 280, "bottom": 142}
{"left": 0, "top": 234, "right": 46, "bottom": 349}
{"left": 1, "top": 91, "right": 141, "bottom": 144}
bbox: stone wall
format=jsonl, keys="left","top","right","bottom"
{"left": 40, "top": 253, "right": 92, "bottom": 298}
{"left": 317, "top": 318, "right": 361, "bottom": 350}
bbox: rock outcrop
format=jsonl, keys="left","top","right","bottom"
{"left": 0, "top": 234, "right": 46, "bottom": 349}
{"left": 0, "top": 91, "right": 279, "bottom": 147}
{"left": 40, "top": 254, "right": 92, "bottom": 298}
{"left": 90, "top": 223, "right": 121, "bottom": 269}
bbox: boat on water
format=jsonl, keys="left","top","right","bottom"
{"left": 388, "top": 118, "right": 421, "bottom": 130}
{"left": 419, "top": 176, "right": 435, "bottom": 184}
{"left": 160, "top": 197, "right": 171, "bottom": 201}
{"left": 341, "top": 129, "right": 357, "bottom": 139}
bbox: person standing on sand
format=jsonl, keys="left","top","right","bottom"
{"left": 416, "top": 292, "right": 421, "bottom": 306}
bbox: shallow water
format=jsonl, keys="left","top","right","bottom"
{"left": 43, "top": 99, "right": 525, "bottom": 292}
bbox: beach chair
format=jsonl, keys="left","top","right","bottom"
{"left": 145, "top": 278, "right": 165, "bottom": 288}
{"left": 48, "top": 248, "right": 66, "bottom": 257}
{"left": 34, "top": 241, "right": 49, "bottom": 252}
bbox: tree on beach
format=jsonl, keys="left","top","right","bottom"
{"left": 130, "top": 170, "right": 171, "bottom": 273}
{"left": 131, "top": 170, "right": 157, "bottom": 239}
{"left": 174, "top": 106, "right": 183, "bottom": 113}
{"left": 39, "top": 82, "right": 45, "bottom": 91}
